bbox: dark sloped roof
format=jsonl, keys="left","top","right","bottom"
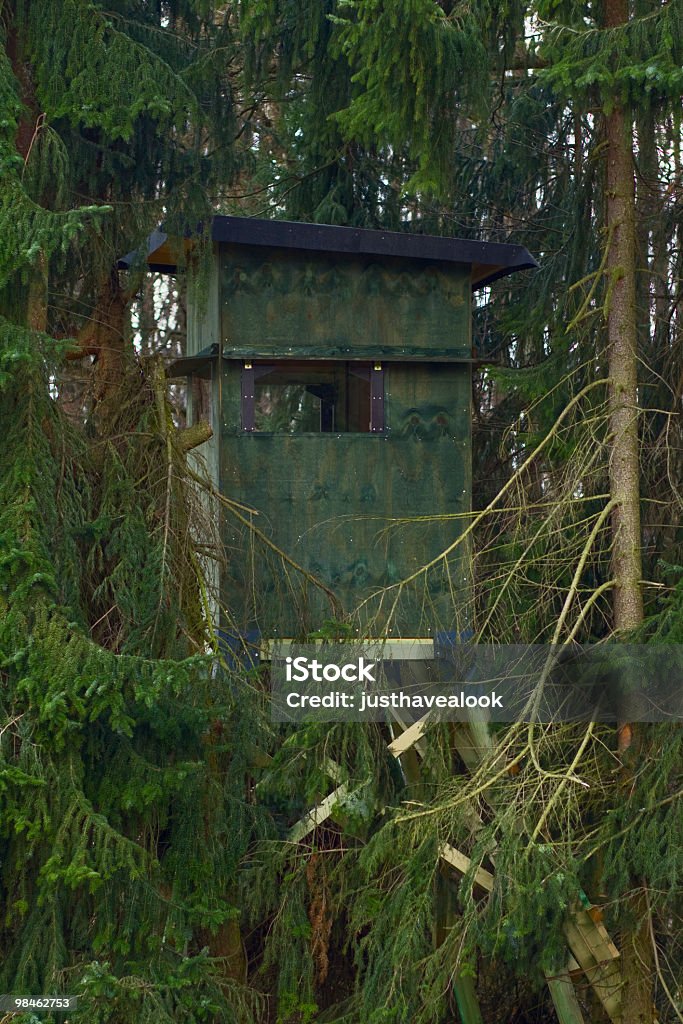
{"left": 119, "top": 215, "right": 537, "bottom": 289}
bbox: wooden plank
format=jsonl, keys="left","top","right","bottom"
{"left": 387, "top": 714, "right": 430, "bottom": 757}
{"left": 563, "top": 918, "right": 621, "bottom": 1022}
{"left": 440, "top": 843, "right": 494, "bottom": 894}
{"left": 574, "top": 908, "right": 619, "bottom": 961}
{"left": 545, "top": 968, "right": 587, "bottom": 1024}
{"left": 389, "top": 710, "right": 430, "bottom": 758}
{"left": 288, "top": 783, "right": 349, "bottom": 844}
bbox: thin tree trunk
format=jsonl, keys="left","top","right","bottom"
{"left": 27, "top": 255, "right": 48, "bottom": 333}
{"left": 603, "top": 2, "right": 643, "bottom": 726}
{"left": 603, "top": 4, "right": 652, "bottom": 1021}
{"left": 7, "top": 22, "right": 47, "bottom": 334}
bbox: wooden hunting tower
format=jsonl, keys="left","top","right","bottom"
{"left": 127, "top": 218, "right": 535, "bottom": 643}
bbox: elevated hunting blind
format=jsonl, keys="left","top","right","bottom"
{"left": 127, "top": 217, "right": 535, "bottom": 644}
{"left": 125, "top": 225, "right": 624, "bottom": 1024}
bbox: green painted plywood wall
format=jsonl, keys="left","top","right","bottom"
{"left": 211, "top": 242, "right": 474, "bottom": 638}
{"left": 219, "top": 245, "right": 471, "bottom": 360}
{"left": 219, "top": 362, "right": 472, "bottom": 638}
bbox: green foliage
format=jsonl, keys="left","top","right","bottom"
{"left": 16, "top": 0, "right": 195, "bottom": 140}
{"left": 350, "top": 824, "right": 445, "bottom": 1022}
{"left": 0, "top": 326, "right": 272, "bottom": 1019}
{"left": 640, "top": 564, "right": 683, "bottom": 641}
{"left": 472, "top": 837, "right": 581, "bottom": 980}
{"left": 306, "top": 619, "right": 356, "bottom": 640}
{"left": 330, "top": 0, "right": 491, "bottom": 192}
{"left": 2, "top": 0, "right": 682, "bottom": 1019}
{"left": 1, "top": 0, "right": 243, "bottom": 330}
{"left": 599, "top": 726, "right": 683, "bottom": 909}
{"left": 536, "top": 0, "right": 683, "bottom": 109}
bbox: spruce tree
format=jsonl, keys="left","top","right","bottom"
{"left": 0, "top": 4, "right": 271, "bottom": 1021}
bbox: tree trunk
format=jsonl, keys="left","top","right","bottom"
{"left": 603, "top": 4, "right": 651, "bottom": 1022}
{"left": 604, "top": 33, "right": 643, "bottom": 655}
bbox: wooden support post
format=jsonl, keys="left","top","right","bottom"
{"left": 563, "top": 913, "right": 621, "bottom": 1022}
{"left": 453, "top": 974, "right": 485, "bottom": 1024}
{"left": 434, "top": 858, "right": 485, "bottom": 1024}
{"left": 286, "top": 719, "right": 619, "bottom": 1022}
{"left": 545, "top": 967, "right": 587, "bottom": 1024}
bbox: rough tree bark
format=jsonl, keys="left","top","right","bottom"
{"left": 603, "top": 3, "right": 652, "bottom": 1022}
{"left": 605, "top": 6, "right": 643, "bottom": 654}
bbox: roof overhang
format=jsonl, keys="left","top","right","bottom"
{"left": 118, "top": 216, "right": 538, "bottom": 290}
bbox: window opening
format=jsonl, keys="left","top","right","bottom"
{"left": 189, "top": 374, "right": 212, "bottom": 429}
{"left": 241, "top": 362, "right": 383, "bottom": 433}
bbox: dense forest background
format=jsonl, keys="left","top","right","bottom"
{"left": 0, "top": 1, "right": 681, "bottom": 1022}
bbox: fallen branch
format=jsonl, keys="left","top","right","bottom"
{"left": 178, "top": 420, "right": 213, "bottom": 451}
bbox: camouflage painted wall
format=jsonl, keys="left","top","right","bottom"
{"left": 220, "top": 245, "right": 470, "bottom": 360}
{"left": 216, "top": 245, "right": 473, "bottom": 638}
{"left": 220, "top": 363, "right": 471, "bottom": 638}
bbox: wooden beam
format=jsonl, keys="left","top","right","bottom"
{"left": 286, "top": 720, "right": 620, "bottom": 1023}
{"left": 570, "top": 908, "right": 619, "bottom": 962}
